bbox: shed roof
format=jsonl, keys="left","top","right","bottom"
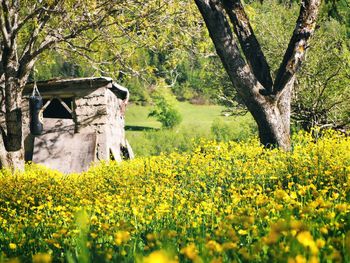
{"left": 23, "top": 77, "right": 129, "bottom": 100}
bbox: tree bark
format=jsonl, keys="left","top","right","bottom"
{"left": 0, "top": 7, "right": 25, "bottom": 171}
{"left": 194, "top": 0, "right": 291, "bottom": 150}
{"left": 194, "top": 0, "right": 321, "bottom": 150}
{"left": 273, "top": 0, "right": 321, "bottom": 94}
{"left": 0, "top": 145, "right": 25, "bottom": 171}
{"left": 0, "top": 46, "right": 25, "bottom": 171}
{"left": 222, "top": 0, "right": 273, "bottom": 92}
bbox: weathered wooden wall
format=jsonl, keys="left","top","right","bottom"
{"left": 20, "top": 82, "right": 127, "bottom": 173}
{"left": 106, "top": 89, "right": 124, "bottom": 161}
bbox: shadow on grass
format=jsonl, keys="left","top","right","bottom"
{"left": 125, "top": 125, "right": 159, "bottom": 131}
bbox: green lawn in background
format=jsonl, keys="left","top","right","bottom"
{"left": 125, "top": 102, "right": 257, "bottom": 156}
{"left": 126, "top": 102, "right": 251, "bottom": 131}
{"left": 178, "top": 102, "right": 235, "bottom": 131}
{"left": 125, "top": 104, "right": 161, "bottom": 130}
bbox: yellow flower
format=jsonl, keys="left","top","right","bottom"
{"left": 181, "top": 243, "right": 199, "bottom": 261}
{"left": 222, "top": 242, "right": 237, "bottom": 250}
{"left": 9, "top": 243, "right": 17, "bottom": 250}
{"left": 206, "top": 240, "right": 223, "bottom": 253}
{"left": 143, "top": 250, "right": 177, "bottom": 263}
{"left": 297, "top": 231, "right": 313, "bottom": 246}
{"left": 114, "top": 231, "right": 130, "bottom": 246}
{"left": 32, "top": 253, "right": 52, "bottom": 263}
{"left": 238, "top": 229, "right": 248, "bottom": 236}
{"left": 263, "top": 231, "right": 280, "bottom": 245}
{"left": 295, "top": 255, "right": 306, "bottom": 263}
{"left": 52, "top": 233, "right": 60, "bottom": 239}
{"left": 290, "top": 220, "right": 304, "bottom": 231}
{"left": 296, "top": 231, "right": 318, "bottom": 255}
{"left": 316, "top": 239, "right": 325, "bottom": 249}
{"left": 320, "top": 227, "right": 328, "bottom": 235}
{"left": 1, "top": 132, "right": 350, "bottom": 261}
{"left": 90, "top": 232, "right": 98, "bottom": 239}
{"left": 290, "top": 191, "right": 297, "bottom": 200}
{"left": 53, "top": 243, "right": 61, "bottom": 249}
{"left": 309, "top": 256, "right": 320, "bottom": 263}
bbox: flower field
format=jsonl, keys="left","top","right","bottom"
{"left": 0, "top": 131, "right": 349, "bottom": 262}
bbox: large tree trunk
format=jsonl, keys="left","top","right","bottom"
{"left": 252, "top": 101, "right": 291, "bottom": 150}
{"left": 194, "top": 0, "right": 291, "bottom": 150}
{"left": 0, "top": 84, "right": 26, "bottom": 172}
{"left": 4, "top": 78, "right": 23, "bottom": 150}
{"left": 194, "top": 0, "right": 320, "bottom": 150}
{"left": 0, "top": 45, "right": 25, "bottom": 171}
{"left": 253, "top": 78, "right": 294, "bottom": 150}
{"left": 1, "top": 78, "right": 25, "bottom": 171}
{"left": 0, "top": 145, "right": 25, "bottom": 172}
{"left": 240, "top": 85, "right": 291, "bottom": 150}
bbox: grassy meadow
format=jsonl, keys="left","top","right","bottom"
{"left": 0, "top": 131, "right": 349, "bottom": 262}
{"left": 1, "top": 101, "right": 349, "bottom": 263}
{"left": 125, "top": 102, "right": 257, "bottom": 156}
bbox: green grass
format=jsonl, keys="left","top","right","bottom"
{"left": 126, "top": 102, "right": 254, "bottom": 132}
{"left": 179, "top": 102, "right": 230, "bottom": 127}
{"left": 125, "top": 104, "right": 161, "bottom": 130}
{"left": 125, "top": 102, "right": 257, "bottom": 157}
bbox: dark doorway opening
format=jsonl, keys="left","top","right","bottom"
{"left": 43, "top": 98, "right": 73, "bottom": 119}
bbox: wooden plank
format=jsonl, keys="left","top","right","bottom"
{"left": 57, "top": 97, "right": 73, "bottom": 114}
{"left": 42, "top": 118, "right": 75, "bottom": 133}
{"left": 32, "top": 132, "right": 97, "bottom": 174}
{"left": 42, "top": 99, "right": 52, "bottom": 111}
{"left": 23, "top": 77, "right": 112, "bottom": 96}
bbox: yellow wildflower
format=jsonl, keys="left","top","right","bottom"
{"left": 32, "top": 253, "right": 52, "bottom": 263}
{"left": 206, "top": 240, "right": 223, "bottom": 253}
{"left": 114, "top": 231, "right": 130, "bottom": 246}
{"left": 9, "top": 243, "right": 17, "bottom": 250}
{"left": 295, "top": 255, "right": 306, "bottom": 263}
{"left": 296, "top": 231, "right": 318, "bottom": 255}
{"left": 181, "top": 243, "right": 199, "bottom": 261}
{"left": 143, "top": 250, "right": 177, "bottom": 263}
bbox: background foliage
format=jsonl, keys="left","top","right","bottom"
{"left": 31, "top": 0, "right": 350, "bottom": 132}
{"left": 148, "top": 87, "right": 182, "bottom": 129}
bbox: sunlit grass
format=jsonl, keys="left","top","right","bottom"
{"left": 125, "top": 102, "right": 256, "bottom": 156}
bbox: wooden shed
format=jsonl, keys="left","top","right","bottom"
{"left": 22, "top": 77, "right": 133, "bottom": 173}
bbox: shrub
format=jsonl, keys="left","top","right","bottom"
{"left": 148, "top": 88, "right": 182, "bottom": 129}
{"left": 210, "top": 117, "right": 257, "bottom": 142}
{"left": 127, "top": 126, "right": 208, "bottom": 157}
{"left": 211, "top": 118, "right": 232, "bottom": 141}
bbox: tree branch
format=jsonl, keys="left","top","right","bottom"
{"left": 18, "top": 0, "right": 62, "bottom": 62}
{"left": 0, "top": 6, "right": 10, "bottom": 48}
{"left": 0, "top": 81, "right": 5, "bottom": 113}
{"left": 273, "top": 0, "right": 321, "bottom": 95}
{"left": 1, "top": 1, "right": 12, "bottom": 33}
{"left": 65, "top": 40, "right": 97, "bottom": 53}
{"left": 17, "top": 3, "right": 110, "bottom": 80}
{"left": 221, "top": 0, "right": 273, "bottom": 92}
{"left": 314, "top": 66, "right": 342, "bottom": 109}
{"left": 194, "top": 0, "right": 270, "bottom": 107}
{"left": 18, "top": 9, "right": 51, "bottom": 63}
{"left": 13, "top": 5, "right": 42, "bottom": 36}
